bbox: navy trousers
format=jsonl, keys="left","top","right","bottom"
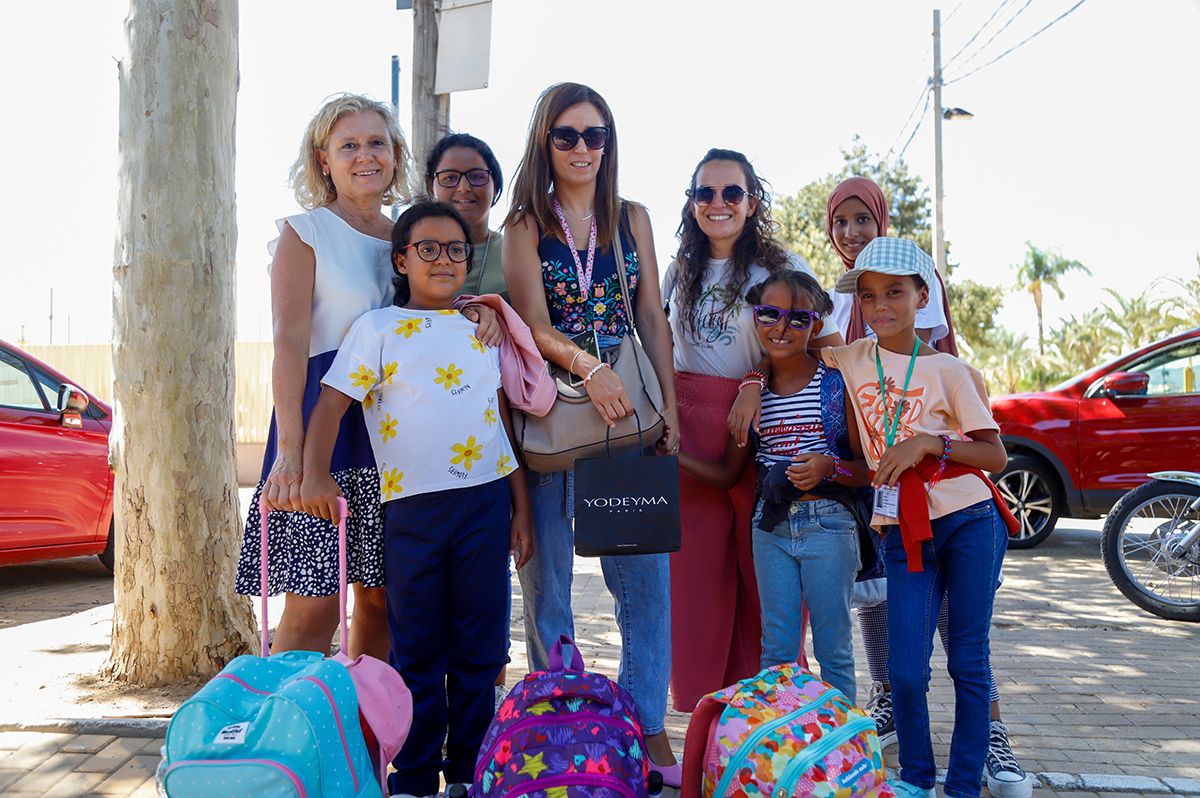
{"left": 384, "top": 477, "right": 510, "bottom": 796}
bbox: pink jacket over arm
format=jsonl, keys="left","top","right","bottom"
{"left": 455, "top": 294, "right": 556, "bottom": 417}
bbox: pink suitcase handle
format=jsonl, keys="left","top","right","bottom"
{"left": 259, "top": 496, "right": 348, "bottom": 656}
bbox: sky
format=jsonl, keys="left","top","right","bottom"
{"left": 2, "top": 0, "right": 1198, "bottom": 346}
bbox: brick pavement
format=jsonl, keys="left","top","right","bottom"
{"left": 1, "top": 519, "right": 1198, "bottom": 796}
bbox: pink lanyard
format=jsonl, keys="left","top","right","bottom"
{"left": 552, "top": 197, "right": 598, "bottom": 298}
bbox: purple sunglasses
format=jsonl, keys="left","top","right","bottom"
{"left": 752, "top": 305, "right": 822, "bottom": 330}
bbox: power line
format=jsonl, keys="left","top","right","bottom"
{"left": 896, "top": 88, "right": 933, "bottom": 161}
{"left": 886, "top": 80, "right": 932, "bottom": 159}
{"left": 945, "top": 0, "right": 1091, "bottom": 85}
{"left": 949, "top": 0, "right": 1035, "bottom": 75}
{"left": 943, "top": 0, "right": 1014, "bottom": 69}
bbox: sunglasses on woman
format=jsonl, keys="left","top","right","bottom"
{"left": 688, "top": 184, "right": 749, "bottom": 206}
{"left": 433, "top": 168, "right": 492, "bottom": 188}
{"left": 548, "top": 126, "right": 610, "bottom": 151}
{"left": 752, "top": 305, "right": 822, "bottom": 330}
{"left": 405, "top": 240, "right": 473, "bottom": 263}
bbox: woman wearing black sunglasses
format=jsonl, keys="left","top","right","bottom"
{"left": 502, "top": 82, "right": 680, "bottom": 785}
{"left": 663, "top": 148, "right": 846, "bottom": 712}
{"left": 424, "top": 133, "right": 508, "bottom": 300}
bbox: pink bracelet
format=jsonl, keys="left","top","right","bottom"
{"left": 739, "top": 378, "right": 765, "bottom": 392}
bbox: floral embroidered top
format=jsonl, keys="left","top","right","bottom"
{"left": 538, "top": 217, "right": 639, "bottom": 338}
{"left": 321, "top": 307, "right": 517, "bottom": 502}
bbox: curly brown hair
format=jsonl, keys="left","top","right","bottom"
{"left": 672, "top": 148, "right": 790, "bottom": 338}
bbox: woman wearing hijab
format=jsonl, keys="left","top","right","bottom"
{"left": 825, "top": 177, "right": 1032, "bottom": 798}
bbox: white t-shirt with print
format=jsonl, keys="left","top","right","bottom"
{"left": 665, "top": 253, "right": 846, "bottom": 378}
{"left": 827, "top": 270, "right": 949, "bottom": 345}
{"left": 322, "top": 307, "right": 517, "bottom": 502}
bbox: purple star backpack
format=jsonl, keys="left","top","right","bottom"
{"left": 473, "top": 636, "right": 649, "bottom": 798}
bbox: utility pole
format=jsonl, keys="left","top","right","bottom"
{"left": 391, "top": 54, "right": 402, "bottom": 221}
{"left": 931, "top": 8, "right": 947, "bottom": 277}
{"left": 412, "top": 0, "right": 449, "bottom": 167}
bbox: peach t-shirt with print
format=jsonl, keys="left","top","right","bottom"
{"left": 822, "top": 338, "right": 999, "bottom": 528}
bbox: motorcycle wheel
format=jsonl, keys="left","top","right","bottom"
{"left": 1101, "top": 480, "right": 1200, "bottom": 622}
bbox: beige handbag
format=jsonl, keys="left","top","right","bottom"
{"left": 513, "top": 215, "right": 666, "bottom": 473}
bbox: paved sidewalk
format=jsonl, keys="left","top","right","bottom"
{"left": 1, "top": 519, "right": 1198, "bottom": 796}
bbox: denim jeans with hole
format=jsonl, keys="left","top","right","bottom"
{"left": 752, "top": 497, "right": 860, "bottom": 702}
{"left": 517, "top": 465, "right": 670, "bottom": 735}
{"left": 883, "top": 499, "right": 1007, "bottom": 798}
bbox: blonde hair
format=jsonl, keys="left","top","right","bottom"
{"left": 289, "top": 94, "right": 411, "bottom": 210}
{"left": 504, "top": 83, "right": 622, "bottom": 248}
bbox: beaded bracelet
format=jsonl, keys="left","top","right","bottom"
{"left": 928, "top": 434, "right": 953, "bottom": 488}
{"left": 826, "top": 455, "right": 852, "bottom": 481}
{"left": 738, "top": 377, "right": 765, "bottom": 392}
{"left": 739, "top": 369, "right": 767, "bottom": 387}
{"left": 583, "top": 362, "right": 610, "bottom": 384}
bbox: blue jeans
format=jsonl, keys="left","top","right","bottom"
{"left": 883, "top": 500, "right": 1007, "bottom": 798}
{"left": 518, "top": 466, "right": 671, "bottom": 735}
{"left": 752, "top": 498, "right": 859, "bottom": 702}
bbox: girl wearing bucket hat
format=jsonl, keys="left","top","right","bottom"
{"left": 826, "top": 179, "right": 1031, "bottom": 798}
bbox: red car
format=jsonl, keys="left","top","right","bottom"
{"left": 0, "top": 340, "right": 115, "bottom": 571}
{"left": 990, "top": 327, "right": 1200, "bottom": 548}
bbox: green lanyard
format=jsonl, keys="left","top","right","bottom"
{"left": 875, "top": 339, "right": 921, "bottom": 448}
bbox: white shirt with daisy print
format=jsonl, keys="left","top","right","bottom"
{"left": 322, "top": 306, "right": 517, "bottom": 502}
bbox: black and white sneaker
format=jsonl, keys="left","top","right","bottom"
{"left": 865, "top": 683, "right": 897, "bottom": 749}
{"left": 986, "top": 720, "right": 1032, "bottom": 798}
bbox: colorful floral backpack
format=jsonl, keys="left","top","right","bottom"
{"left": 681, "top": 662, "right": 892, "bottom": 798}
{"left": 474, "top": 635, "right": 649, "bottom": 798}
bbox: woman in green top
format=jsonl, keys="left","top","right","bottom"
{"left": 424, "top": 133, "right": 507, "bottom": 300}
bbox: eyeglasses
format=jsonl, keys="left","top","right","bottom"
{"left": 688, "top": 184, "right": 749, "bottom": 206}
{"left": 405, "top": 240, "right": 473, "bottom": 263}
{"left": 433, "top": 168, "right": 492, "bottom": 188}
{"left": 752, "top": 305, "right": 821, "bottom": 330}
{"left": 548, "top": 126, "right": 610, "bottom": 151}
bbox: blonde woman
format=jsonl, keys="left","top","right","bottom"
{"left": 235, "top": 94, "right": 499, "bottom": 658}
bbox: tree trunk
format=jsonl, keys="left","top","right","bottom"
{"left": 1032, "top": 284, "right": 1045, "bottom": 357}
{"left": 107, "top": 0, "right": 256, "bottom": 686}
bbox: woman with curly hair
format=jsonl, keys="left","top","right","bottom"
{"left": 663, "top": 148, "right": 844, "bottom": 711}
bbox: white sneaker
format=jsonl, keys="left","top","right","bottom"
{"left": 985, "top": 720, "right": 1033, "bottom": 798}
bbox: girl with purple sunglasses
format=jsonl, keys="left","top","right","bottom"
{"left": 673, "top": 270, "right": 871, "bottom": 701}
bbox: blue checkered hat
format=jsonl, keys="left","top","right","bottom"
{"left": 834, "top": 237, "right": 936, "bottom": 293}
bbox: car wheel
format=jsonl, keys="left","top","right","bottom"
{"left": 994, "top": 455, "right": 1060, "bottom": 549}
{"left": 98, "top": 520, "right": 115, "bottom": 573}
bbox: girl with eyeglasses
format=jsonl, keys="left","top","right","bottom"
{"left": 502, "top": 82, "right": 680, "bottom": 786}
{"left": 663, "top": 148, "right": 846, "bottom": 711}
{"left": 235, "top": 95, "right": 501, "bottom": 665}
{"left": 673, "top": 270, "right": 869, "bottom": 701}
{"left": 301, "top": 200, "right": 533, "bottom": 798}
{"left": 424, "top": 133, "right": 509, "bottom": 301}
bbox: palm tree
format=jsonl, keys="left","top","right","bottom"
{"left": 1013, "top": 243, "right": 1091, "bottom": 356}
{"left": 1098, "top": 287, "right": 1188, "bottom": 351}
{"left": 1049, "top": 310, "right": 1114, "bottom": 372}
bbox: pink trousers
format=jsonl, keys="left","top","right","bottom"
{"left": 670, "top": 371, "right": 764, "bottom": 711}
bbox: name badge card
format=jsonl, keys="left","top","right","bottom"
{"left": 873, "top": 485, "right": 900, "bottom": 517}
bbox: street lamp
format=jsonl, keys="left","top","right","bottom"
{"left": 943, "top": 107, "right": 974, "bottom": 121}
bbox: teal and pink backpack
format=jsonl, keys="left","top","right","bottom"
{"left": 473, "top": 636, "right": 649, "bottom": 798}
{"left": 681, "top": 662, "right": 892, "bottom": 798}
{"left": 161, "top": 501, "right": 411, "bottom": 797}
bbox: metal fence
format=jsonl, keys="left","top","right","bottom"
{"left": 26, "top": 342, "right": 275, "bottom": 444}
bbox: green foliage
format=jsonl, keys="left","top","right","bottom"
{"left": 774, "top": 137, "right": 934, "bottom": 290}
{"left": 948, "top": 279, "right": 1005, "bottom": 352}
